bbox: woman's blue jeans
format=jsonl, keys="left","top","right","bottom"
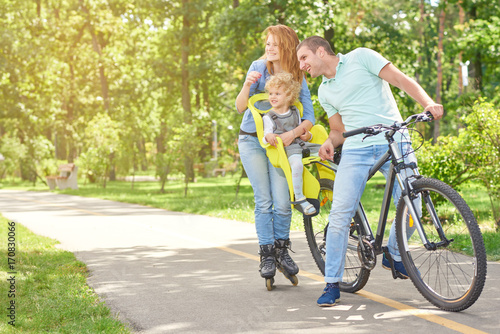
{"left": 324, "top": 143, "right": 418, "bottom": 283}
{"left": 238, "top": 135, "right": 292, "bottom": 245}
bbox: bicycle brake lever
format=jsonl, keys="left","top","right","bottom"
{"left": 416, "top": 112, "right": 433, "bottom": 123}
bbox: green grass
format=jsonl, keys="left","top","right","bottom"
{"left": 0, "top": 216, "right": 131, "bottom": 334}
{"left": 1, "top": 174, "right": 499, "bottom": 260}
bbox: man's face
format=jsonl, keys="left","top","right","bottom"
{"left": 297, "top": 46, "right": 322, "bottom": 78}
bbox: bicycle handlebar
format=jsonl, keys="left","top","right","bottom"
{"left": 342, "top": 127, "right": 370, "bottom": 138}
{"left": 342, "top": 111, "right": 435, "bottom": 139}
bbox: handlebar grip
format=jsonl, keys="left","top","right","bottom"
{"left": 424, "top": 111, "right": 434, "bottom": 120}
{"left": 343, "top": 127, "right": 369, "bottom": 138}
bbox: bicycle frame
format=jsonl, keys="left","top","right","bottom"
{"left": 304, "top": 112, "right": 487, "bottom": 310}
{"left": 350, "top": 133, "right": 424, "bottom": 256}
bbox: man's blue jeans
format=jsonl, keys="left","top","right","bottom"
{"left": 238, "top": 135, "right": 292, "bottom": 245}
{"left": 324, "top": 143, "right": 418, "bottom": 283}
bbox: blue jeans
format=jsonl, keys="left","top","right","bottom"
{"left": 238, "top": 135, "right": 292, "bottom": 245}
{"left": 324, "top": 143, "right": 418, "bottom": 283}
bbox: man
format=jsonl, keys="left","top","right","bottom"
{"left": 296, "top": 36, "right": 443, "bottom": 307}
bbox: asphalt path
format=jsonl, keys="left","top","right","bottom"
{"left": 0, "top": 189, "right": 498, "bottom": 334}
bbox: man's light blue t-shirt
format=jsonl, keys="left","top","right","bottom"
{"left": 318, "top": 48, "right": 406, "bottom": 150}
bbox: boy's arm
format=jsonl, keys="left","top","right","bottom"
{"left": 280, "top": 108, "right": 313, "bottom": 146}
{"left": 262, "top": 115, "right": 278, "bottom": 146}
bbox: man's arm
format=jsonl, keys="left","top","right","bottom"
{"left": 379, "top": 63, "right": 444, "bottom": 120}
{"left": 319, "top": 113, "right": 345, "bottom": 161}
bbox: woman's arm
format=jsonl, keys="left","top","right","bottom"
{"left": 235, "top": 71, "right": 262, "bottom": 113}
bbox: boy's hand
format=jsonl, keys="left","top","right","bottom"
{"left": 265, "top": 133, "right": 278, "bottom": 147}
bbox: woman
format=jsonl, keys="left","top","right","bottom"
{"left": 235, "top": 25, "right": 315, "bottom": 285}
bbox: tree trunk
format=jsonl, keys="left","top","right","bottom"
{"left": 80, "top": 0, "right": 110, "bottom": 112}
{"left": 416, "top": 0, "right": 425, "bottom": 84}
{"left": 468, "top": 3, "right": 483, "bottom": 91}
{"left": 181, "top": 0, "right": 194, "bottom": 185}
{"left": 323, "top": 0, "right": 335, "bottom": 53}
{"left": 433, "top": 3, "right": 446, "bottom": 143}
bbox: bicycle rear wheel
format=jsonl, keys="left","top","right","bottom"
{"left": 303, "top": 179, "right": 370, "bottom": 293}
{"left": 395, "top": 177, "right": 487, "bottom": 311}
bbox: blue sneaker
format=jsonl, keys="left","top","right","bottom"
{"left": 317, "top": 283, "right": 340, "bottom": 307}
{"left": 382, "top": 254, "right": 409, "bottom": 279}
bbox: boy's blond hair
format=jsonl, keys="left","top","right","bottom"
{"left": 265, "top": 72, "right": 302, "bottom": 106}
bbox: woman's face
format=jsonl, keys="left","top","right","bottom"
{"left": 265, "top": 34, "right": 280, "bottom": 62}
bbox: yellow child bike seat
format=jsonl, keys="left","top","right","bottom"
{"left": 247, "top": 93, "right": 335, "bottom": 211}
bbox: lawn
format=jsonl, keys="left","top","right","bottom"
{"left": 0, "top": 216, "right": 131, "bottom": 333}
{"left": 1, "top": 173, "right": 499, "bottom": 260}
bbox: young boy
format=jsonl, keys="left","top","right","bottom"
{"left": 262, "top": 72, "right": 320, "bottom": 215}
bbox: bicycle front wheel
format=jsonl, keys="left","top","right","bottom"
{"left": 395, "top": 177, "right": 487, "bottom": 311}
{"left": 303, "top": 179, "right": 370, "bottom": 293}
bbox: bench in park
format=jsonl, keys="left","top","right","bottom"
{"left": 213, "top": 161, "right": 239, "bottom": 177}
{"left": 46, "top": 163, "right": 79, "bottom": 190}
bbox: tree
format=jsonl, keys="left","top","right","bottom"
{"left": 79, "top": 113, "right": 121, "bottom": 187}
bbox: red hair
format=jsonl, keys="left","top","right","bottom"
{"left": 261, "top": 25, "right": 304, "bottom": 83}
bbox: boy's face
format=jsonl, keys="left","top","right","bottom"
{"left": 268, "top": 86, "right": 289, "bottom": 110}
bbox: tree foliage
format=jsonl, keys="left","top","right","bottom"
{"left": 0, "top": 0, "right": 499, "bottom": 201}
{"left": 418, "top": 99, "right": 500, "bottom": 227}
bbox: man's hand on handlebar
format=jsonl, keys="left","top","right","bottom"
{"left": 424, "top": 103, "right": 444, "bottom": 121}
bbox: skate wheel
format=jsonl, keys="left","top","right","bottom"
{"left": 290, "top": 275, "right": 299, "bottom": 286}
{"left": 266, "top": 278, "right": 274, "bottom": 291}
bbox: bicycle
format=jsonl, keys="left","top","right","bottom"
{"left": 303, "top": 111, "right": 487, "bottom": 311}
{"left": 248, "top": 94, "right": 486, "bottom": 310}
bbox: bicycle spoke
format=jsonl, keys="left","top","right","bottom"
{"left": 396, "top": 177, "right": 486, "bottom": 311}
{"left": 303, "top": 178, "right": 370, "bottom": 293}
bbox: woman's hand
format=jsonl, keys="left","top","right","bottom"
{"left": 244, "top": 71, "right": 262, "bottom": 87}
{"left": 299, "top": 128, "right": 311, "bottom": 142}
{"left": 236, "top": 71, "right": 262, "bottom": 113}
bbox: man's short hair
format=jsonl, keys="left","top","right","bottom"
{"left": 297, "top": 36, "right": 335, "bottom": 55}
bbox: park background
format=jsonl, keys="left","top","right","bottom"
{"left": 0, "top": 0, "right": 499, "bottom": 229}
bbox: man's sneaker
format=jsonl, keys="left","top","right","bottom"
{"left": 382, "top": 254, "right": 409, "bottom": 278}
{"left": 317, "top": 283, "right": 340, "bottom": 307}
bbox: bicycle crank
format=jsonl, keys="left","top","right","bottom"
{"left": 357, "top": 238, "right": 376, "bottom": 270}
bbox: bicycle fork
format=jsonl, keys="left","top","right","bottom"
{"left": 395, "top": 165, "right": 451, "bottom": 252}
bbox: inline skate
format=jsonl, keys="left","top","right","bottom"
{"left": 259, "top": 244, "right": 276, "bottom": 291}
{"left": 274, "top": 239, "right": 299, "bottom": 286}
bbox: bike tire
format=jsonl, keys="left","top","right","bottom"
{"left": 395, "top": 177, "right": 487, "bottom": 311}
{"left": 303, "top": 178, "right": 371, "bottom": 293}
